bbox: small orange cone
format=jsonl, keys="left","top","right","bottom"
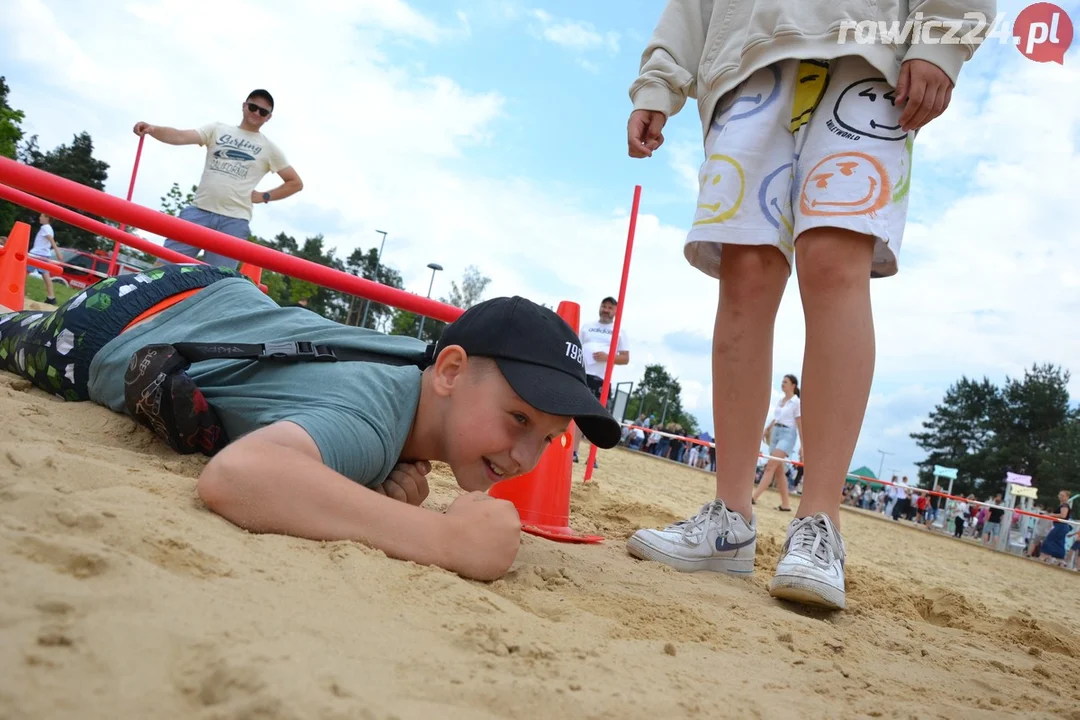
{"left": 238, "top": 263, "right": 269, "bottom": 294}
{"left": 0, "top": 222, "right": 31, "bottom": 312}
{"left": 487, "top": 300, "right": 604, "bottom": 544}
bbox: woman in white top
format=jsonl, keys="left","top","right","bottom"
{"left": 752, "top": 374, "right": 801, "bottom": 511}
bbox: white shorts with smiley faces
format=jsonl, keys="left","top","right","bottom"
{"left": 684, "top": 56, "right": 914, "bottom": 279}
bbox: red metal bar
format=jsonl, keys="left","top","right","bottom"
{"left": 25, "top": 254, "right": 64, "bottom": 275}
{"left": 106, "top": 134, "right": 145, "bottom": 276}
{"left": 585, "top": 185, "right": 641, "bottom": 482}
{"left": 0, "top": 183, "right": 204, "bottom": 266}
{"left": 0, "top": 157, "right": 463, "bottom": 323}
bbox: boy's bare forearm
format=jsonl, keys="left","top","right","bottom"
{"left": 197, "top": 438, "right": 452, "bottom": 568}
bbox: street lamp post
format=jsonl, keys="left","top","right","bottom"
{"left": 417, "top": 262, "right": 443, "bottom": 339}
{"left": 359, "top": 229, "right": 388, "bottom": 328}
{"left": 876, "top": 449, "right": 894, "bottom": 481}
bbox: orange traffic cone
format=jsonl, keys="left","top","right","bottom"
{"left": 238, "top": 263, "right": 269, "bottom": 294}
{"left": 0, "top": 222, "right": 31, "bottom": 312}
{"left": 487, "top": 300, "right": 604, "bottom": 544}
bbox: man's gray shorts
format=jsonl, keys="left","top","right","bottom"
{"left": 163, "top": 205, "right": 250, "bottom": 271}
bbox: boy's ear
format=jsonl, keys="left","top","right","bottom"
{"left": 430, "top": 345, "right": 468, "bottom": 398}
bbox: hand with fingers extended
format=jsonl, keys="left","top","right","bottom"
{"left": 627, "top": 109, "right": 667, "bottom": 158}
{"left": 375, "top": 461, "right": 432, "bottom": 506}
{"left": 895, "top": 59, "right": 953, "bottom": 133}
{"left": 442, "top": 491, "right": 522, "bottom": 581}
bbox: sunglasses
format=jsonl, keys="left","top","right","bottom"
{"left": 246, "top": 102, "right": 271, "bottom": 117}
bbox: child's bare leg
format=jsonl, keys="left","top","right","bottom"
{"left": 776, "top": 457, "right": 792, "bottom": 508}
{"left": 753, "top": 453, "right": 791, "bottom": 507}
{"left": 793, "top": 228, "right": 875, "bottom": 526}
{"left": 43, "top": 272, "right": 56, "bottom": 299}
{"left": 712, "top": 244, "right": 790, "bottom": 520}
{"left": 751, "top": 461, "right": 778, "bottom": 501}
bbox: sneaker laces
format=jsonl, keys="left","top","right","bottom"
{"left": 667, "top": 500, "right": 737, "bottom": 545}
{"left": 785, "top": 514, "right": 845, "bottom": 568}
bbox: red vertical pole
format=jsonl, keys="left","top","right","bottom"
{"left": 106, "top": 134, "right": 145, "bottom": 276}
{"left": 584, "top": 184, "right": 641, "bottom": 482}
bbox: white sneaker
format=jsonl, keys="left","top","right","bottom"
{"left": 768, "top": 513, "right": 847, "bottom": 610}
{"left": 626, "top": 499, "right": 756, "bottom": 575}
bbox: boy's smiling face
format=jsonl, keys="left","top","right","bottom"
{"left": 432, "top": 350, "right": 570, "bottom": 492}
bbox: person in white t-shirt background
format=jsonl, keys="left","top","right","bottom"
{"left": 133, "top": 89, "right": 304, "bottom": 270}
{"left": 891, "top": 476, "right": 911, "bottom": 521}
{"left": 752, "top": 374, "right": 801, "bottom": 512}
{"left": 28, "top": 213, "right": 62, "bottom": 305}
{"left": 574, "top": 296, "right": 629, "bottom": 465}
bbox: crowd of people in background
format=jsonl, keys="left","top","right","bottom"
{"left": 621, "top": 414, "right": 717, "bottom": 473}
{"left": 840, "top": 477, "right": 1079, "bottom": 571}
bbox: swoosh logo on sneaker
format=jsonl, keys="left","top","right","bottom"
{"left": 715, "top": 535, "right": 756, "bottom": 552}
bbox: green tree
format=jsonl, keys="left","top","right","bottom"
{"left": 0, "top": 77, "right": 26, "bottom": 235}
{"left": 988, "top": 363, "right": 1072, "bottom": 479}
{"left": 343, "top": 246, "right": 405, "bottom": 331}
{"left": 253, "top": 233, "right": 346, "bottom": 320}
{"left": 1038, "top": 419, "right": 1080, "bottom": 502}
{"left": 911, "top": 376, "right": 1000, "bottom": 496}
{"left": 388, "top": 310, "right": 442, "bottom": 344}
{"left": 21, "top": 131, "right": 110, "bottom": 251}
{"left": 623, "top": 364, "right": 699, "bottom": 434}
{"left": 912, "top": 365, "right": 1076, "bottom": 503}
{"left": 161, "top": 182, "right": 197, "bottom": 216}
{"left": 443, "top": 265, "right": 491, "bottom": 310}
{"left": 399, "top": 265, "right": 493, "bottom": 343}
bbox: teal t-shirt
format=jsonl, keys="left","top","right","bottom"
{"left": 88, "top": 279, "right": 424, "bottom": 488}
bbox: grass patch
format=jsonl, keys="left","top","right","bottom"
{"left": 24, "top": 275, "right": 80, "bottom": 305}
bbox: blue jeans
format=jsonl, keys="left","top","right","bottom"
{"left": 164, "top": 205, "right": 251, "bottom": 271}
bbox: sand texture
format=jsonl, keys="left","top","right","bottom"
{"left": 2, "top": 368, "right": 1079, "bottom": 720}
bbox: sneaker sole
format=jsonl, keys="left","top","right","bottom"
{"left": 626, "top": 536, "right": 754, "bottom": 575}
{"left": 768, "top": 574, "right": 846, "bottom": 610}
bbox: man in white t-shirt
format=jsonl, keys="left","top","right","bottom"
{"left": 573, "top": 296, "right": 630, "bottom": 464}
{"left": 28, "top": 213, "right": 62, "bottom": 305}
{"left": 133, "top": 89, "right": 303, "bottom": 270}
{"left": 891, "top": 476, "right": 911, "bottom": 521}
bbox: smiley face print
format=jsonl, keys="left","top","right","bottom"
{"left": 790, "top": 60, "right": 829, "bottom": 133}
{"left": 833, "top": 79, "right": 907, "bottom": 141}
{"left": 711, "top": 65, "right": 782, "bottom": 135}
{"left": 892, "top": 134, "right": 914, "bottom": 202}
{"left": 692, "top": 154, "right": 746, "bottom": 226}
{"left": 758, "top": 162, "right": 795, "bottom": 252}
{"left": 800, "top": 152, "right": 891, "bottom": 217}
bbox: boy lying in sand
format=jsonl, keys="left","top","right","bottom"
{"left": 0, "top": 265, "right": 620, "bottom": 580}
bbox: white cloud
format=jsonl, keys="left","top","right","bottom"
{"left": 666, "top": 140, "right": 703, "bottom": 196}
{"left": 2, "top": 2, "right": 1077, "bottom": 485}
{"left": 528, "top": 9, "right": 619, "bottom": 54}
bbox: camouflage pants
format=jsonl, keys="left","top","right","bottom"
{"left": 0, "top": 264, "right": 238, "bottom": 401}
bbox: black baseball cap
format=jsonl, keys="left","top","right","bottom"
{"left": 435, "top": 296, "right": 621, "bottom": 449}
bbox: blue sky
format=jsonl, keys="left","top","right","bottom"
{"left": 2, "top": 0, "right": 1079, "bottom": 483}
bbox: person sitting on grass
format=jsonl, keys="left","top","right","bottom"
{"left": 0, "top": 264, "right": 620, "bottom": 581}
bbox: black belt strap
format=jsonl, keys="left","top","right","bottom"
{"left": 169, "top": 341, "right": 436, "bottom": 368}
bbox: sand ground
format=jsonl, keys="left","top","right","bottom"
{"left": 1, "top": 353, "right": 1078, "bottom": 719}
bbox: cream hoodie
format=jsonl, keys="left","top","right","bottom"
{"left": 630, "top": 0, "right": 996, "bottom": 138}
